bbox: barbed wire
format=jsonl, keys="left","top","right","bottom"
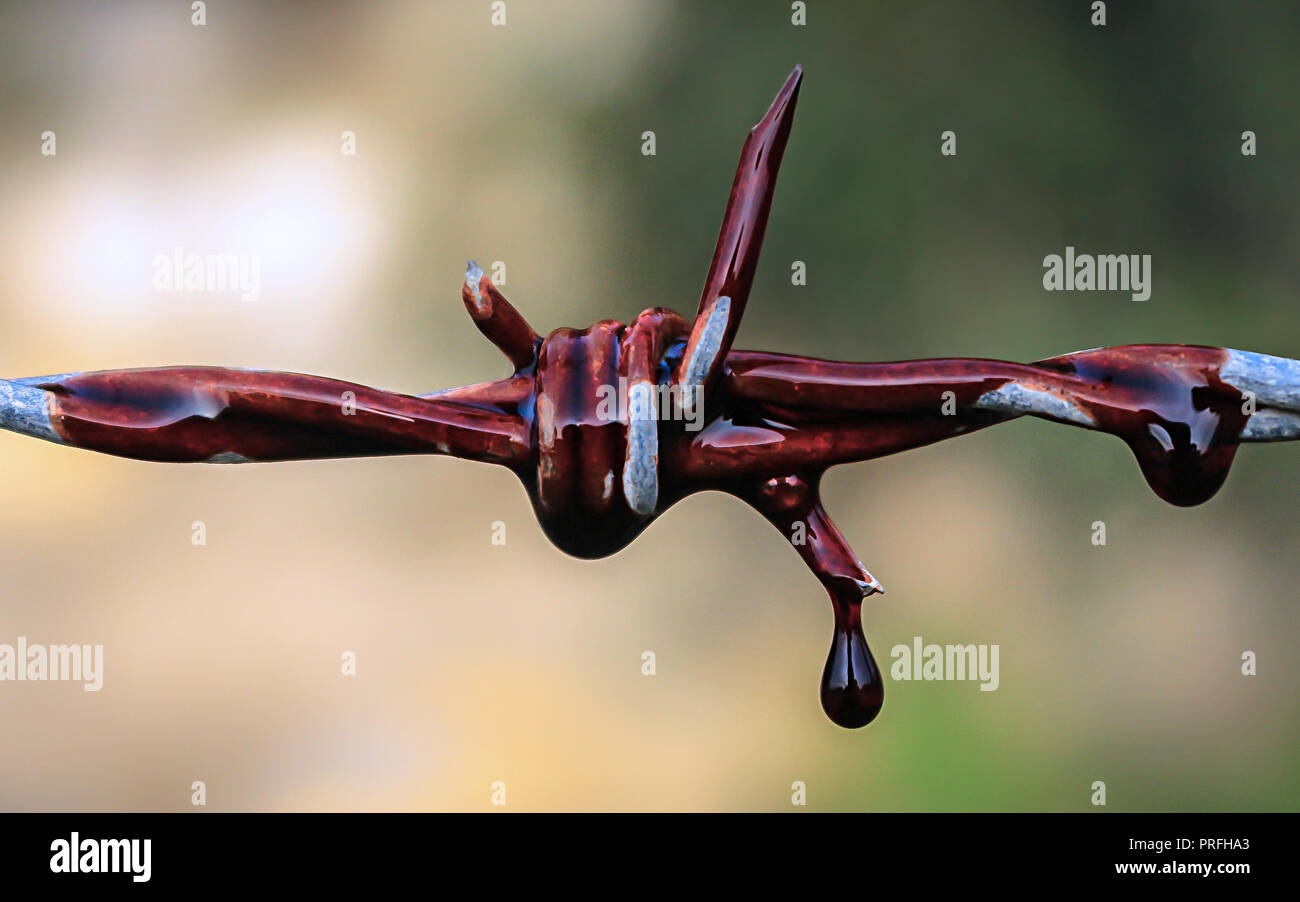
{"left": 2, "top": 65, "right": 1295, "bottom": 728}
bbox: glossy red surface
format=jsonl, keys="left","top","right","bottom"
{"left": 44, "top": 368, "right": 528, "bottom": 466}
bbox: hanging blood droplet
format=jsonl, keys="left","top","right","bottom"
{"left": 820, "top": 601, "right": 884, "bottom": 728}
{"left": 1032, "top": 346, "right": 1251, "bottom": 508}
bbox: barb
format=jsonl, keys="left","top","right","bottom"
{"left": 677, "top": 63, "right": 803, "bottom": 407}
{"left": 461, "top": 260, "right": 541, "bottom": 371}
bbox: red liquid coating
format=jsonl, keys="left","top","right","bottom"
{"left": 1033, "top": 345, "right": 1248, "bottom": 506}
{"left": 44, "top": 368, "right": 529, "bottom": 466}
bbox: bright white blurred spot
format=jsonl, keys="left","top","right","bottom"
{"left": 44, "top": 137, "right": 381, "bottom": 327}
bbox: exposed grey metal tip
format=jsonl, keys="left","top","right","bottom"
{"left": 1223, "top": 349, "right": 1300, "bottom": 412}
{"left": 0, "top": 378, "right": 63, "bottom": 444}
{"left": 205, "top": 451, "right": 253, "bottom": 464}
{"left": 974, "top": 383, "right": 1097, "bottom": 427}
{"left": 464, "top": 260, "right": 485, "bottom": 310}
{"left": 1242, "top": 408, "right": 1300, "bottom": 441}
{"left": 858, "top": 576, "right": 884, "bottom": 597}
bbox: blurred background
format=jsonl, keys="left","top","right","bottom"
{"left": 0, "top": 0, "right": 1296, "bottom": 811}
